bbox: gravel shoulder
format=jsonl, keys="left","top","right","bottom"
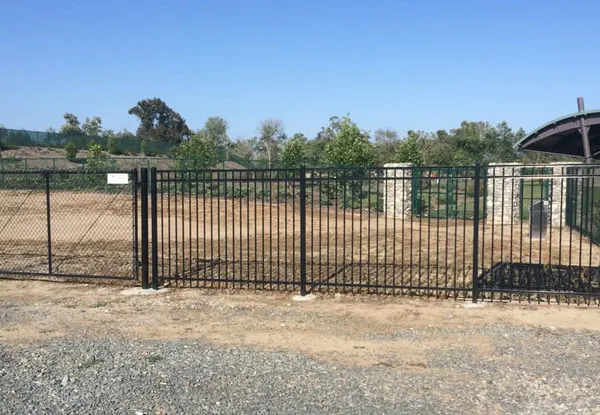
{"left": 2, "top": 280, "right": 600, "bottom": 414}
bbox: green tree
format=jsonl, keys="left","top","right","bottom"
{"left": 394, "top": 130, "right": 424, "bottom": 165}
{"left": 107, "top": 135, "right": 118, "bottom": 155}
{"left": 60, "top": 113, "right": 83, "bottom": 135}
{"left": 203, "top": 116, "right": 229, "bottom": 148}
{"left": 374, "top": 128, "right": 401, "bottom": 164}
{"left": 325, "top": 116, "right": 374, "bottom": 167}
{"left": 85, "top": 143, "right": 110, "bottom": 170}
{"left": 116, "top": 128, "right": 136, "bottom": 140}
{"left": 281, "top": 135, "right": 308, "bottom": 168}
{"left": 324, "top": 116, "right": 375, "bottom": 206}
{"left": 65, "top": 142, "right": 77, "bottom": 160}
{"left": 172, "top": 130, "right": 217, "bottom": 169}
{"left": 255, "top": 119, "right": 285, "bottom": 168}
{"left": 82, "top": 116, "right": 103, "bottom": 137}
{"left": 420, "top": 134, "right": 454, "bottom": 166}
{"left": 140, "top": 139, "right": 149, "bottom": 156}
{"left": 230, "top": 138, "right": 254, "bottom": 166}
{"left": 128, "top": 98, "right": 191, "bottom": 143}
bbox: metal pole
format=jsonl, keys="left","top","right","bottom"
{"left": 46, "top": 172, "right": 53, "bottom": 274}
{"left": 472, "top": 164, "right": 481, "bottom": 303}
{"left": 299, "top": 167, "right": 307, "bottom": 296}
{"left": 151, "top": 168, "right": 159, "bottom": 290}
{"left": 578, "top": 97, "right": 592, "bottom": 163}
{"left": 140, "top": 168, "right": 149, "bottom": 289}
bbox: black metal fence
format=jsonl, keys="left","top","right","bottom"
{"left": 145, "top": 164, "right": 600, "bottom": 304}
{"left": 3, "top": 164, "right": 600, "bottom": 304}
{"left": 0, "top": 170, "right": 139, "bottom": 280}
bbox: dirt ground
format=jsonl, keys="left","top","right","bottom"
{"left": 1, "top": 279, "right": 600, "bottom": 367}
{"left": 0, "top": 190, "right": 135, "bottom": 277}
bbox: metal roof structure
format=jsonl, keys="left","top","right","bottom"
{"left": 514, "top": 98, "right": 598, "bottom": 161}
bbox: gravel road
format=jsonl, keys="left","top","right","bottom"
{"left": 2, "top": 328, "right": 600, "bottom": 415}
{"left": 2, "top": 281, "right": 600, "bottom": 414}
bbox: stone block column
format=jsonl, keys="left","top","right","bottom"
{"left": 486, "top": 163, "right": 522, "bottom": 224}
{"left": 383, "top": 163, "right": 413, "bottom": 219}
{"left": 549, "top": 162, "right": 582, "bottom": 228}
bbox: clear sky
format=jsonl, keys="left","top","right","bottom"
{"left": 2, "top": 0, "right": 600, "bottom": 139}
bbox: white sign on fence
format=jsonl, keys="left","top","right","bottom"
{"left": 107, "top": 173, "right": 129, "bottom": 185}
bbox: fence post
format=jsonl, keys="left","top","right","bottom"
{"left": 45, "top": 172, "right": 53, "bottom": 274}
{"left": 150, "top": 168, "right": 159, "bottom": 290}
{"left": 131, "top": 169, "right": 139, "bottom": 278}
{"left": 140, "top": 168, "right": 149, "bottom": 289}
{"left": 472, "top": 163, "right": 481, "bottom": 303}
{"left": 299, "top": 167, "right": 308, "bottom": 296}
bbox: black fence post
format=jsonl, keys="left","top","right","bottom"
{"left": 45, "top": 172, "right": 52, "bottom": 274}
{"left": 472, "top": 163, "right": 481, "bottom": 303}
{"left": 299, "top": 167, "right": 308, "bottom": 296}
{"left": 140, "top": 168, "right": 149, "bottom": 289}
{"left": 150, "top": 168, "right": 159, "bottom": 290}
{"left": 131, "top": 169, "right": 139, "bottom": 278}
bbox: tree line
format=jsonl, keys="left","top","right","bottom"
{"left": 44, "top": 97, "right": 577, "bottom": 166}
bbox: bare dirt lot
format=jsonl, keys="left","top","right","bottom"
{"left": 2, "top": 280, "right": 600, "bottom": 414}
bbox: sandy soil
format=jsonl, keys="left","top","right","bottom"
{"left": 1, "top": 280, "right": 600, "bottom": 367}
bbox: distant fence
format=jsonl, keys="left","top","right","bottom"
{"left": 0, "top": 128, "right": 173, "bottom": 155}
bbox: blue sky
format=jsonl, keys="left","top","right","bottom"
{"left": 2, "top": 0, "right": 600, "bottom": 139}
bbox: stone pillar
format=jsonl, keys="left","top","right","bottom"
{"left": 549, "top": 162, "right": 582, "bottom": 228}
{"left": 383, "top": 163, "right": 413, "bottom": 219}
{"left": 486, "top": 163, "right": 522, "bottom": 224}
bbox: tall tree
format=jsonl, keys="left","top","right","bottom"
{"left": 128, "top": 98, "right": 191, "bottom": 143}
{"left": 81, "top": 116, "right": 103, "bottom": 137}
{"left": 374, "top": 128, "right": 399, "bottom": 143}
{"left": 280, "top": 134, "right": 308, "bottom": 168}
{"left": 203, "top": 116, "right": 229, "bottom": 148}
{"left": 172, "top": 130, "right": 217, "bottom": 169}
{"left": 60, "top": 113, "right": 83, "bottom": 135}
{"left": 230, "top": 137, "right": 254, "bottom": 165}
{"left": 374, "top": 128, "right": 401, "bottom": 164}
{"left": 307, "top": 116, "right": 344, "bottom": 165}
{"left": 255, "top": 119, "right": 285, "bottom": 168}
{"left": 325, "top": 116, "right": 374, "bottom": 167}
{"left": 394, "top": 130, "right": 424, "bottom": 165}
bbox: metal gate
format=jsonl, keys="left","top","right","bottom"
{"left": 0, "top": 170, "right": 139, "bottom": 280}
{"left": 412, "top": 167, "right": 486, "bottom": 219}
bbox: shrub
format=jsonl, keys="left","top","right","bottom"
{"left": 65, "top": 142, "right": 77, "bottom": 160}
{"left": 140, "top": 139, "right": 149, "bottom": 155}
{"left": 368, "top": 194, "right": 383, "bottom": 212}
{"left": 85, "top": 143, "right": 110, "bottom": 171}
{"left": 107, "top": 135, "right": 118, "bottom": 155}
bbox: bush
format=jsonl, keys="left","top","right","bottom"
{"left": 107, "top": 135, "right": 118, "bottom": 155}
{"left": 141, "top": 139, "right": 149, "bottom": 155}
{"left": 65, "top": 142, "right": 77, "bottom": 160}
{"left": 368, "top": 194, "right": 383, "bottom": 212}
{"left": 85, "top": 143, "right": 111, "bottom": 171}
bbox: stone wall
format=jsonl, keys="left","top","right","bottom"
{"left": 486, "top": 163, "right": 521, "bottom": 224}
{"left": 383, "top": 163, "right": 412, "bottom": 219}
